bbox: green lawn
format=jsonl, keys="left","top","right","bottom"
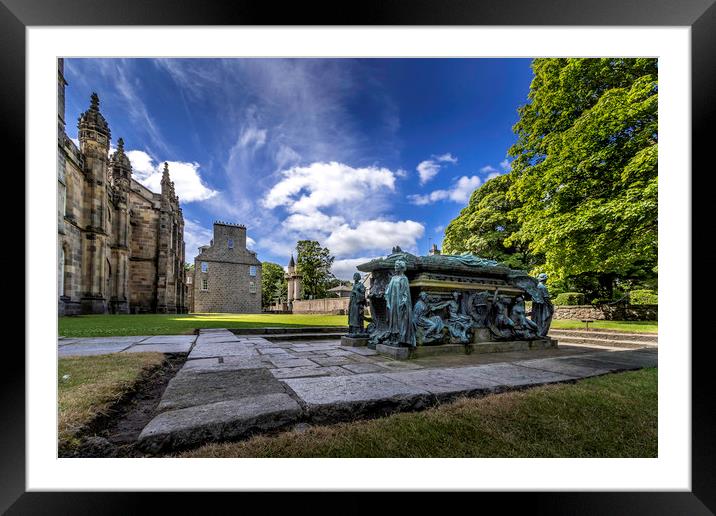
{"left": 551, "top": 319, "right": 657, "bottom": 333}
{"left": 59, "top": 352, "right": 165, "bottom": 450}
{"left": 59, "top": 313, "right": 348, "bottom": 338}
{"left": 179, "top": 368, "right": 657, "bottom": 458}
{"left": 59, "top": 313, "right": 656, "bottom": 338}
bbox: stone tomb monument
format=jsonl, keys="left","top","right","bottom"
{"left": 354, "top": 247, "right": 556, "bottom": 359}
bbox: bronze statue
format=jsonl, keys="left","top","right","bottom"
{"left": 432, "top": 291, "right": 473, "bottom": 343}
{"left": 488, "top": 289, "right": 515, "bottom": 340}
{"left": 347, "top": 272, "right": 367, "bottom": 337}
{"left": 413, "top": 291, "right": 445, "bottom": 344}
{"left": 384, "top": 259, "right": 416, "bottom": 348}
{"left": 531, "top": 273, "right": 554, "bottom": 337}
{"left": 510, "top": 295, "right": 538, "bottom": 339}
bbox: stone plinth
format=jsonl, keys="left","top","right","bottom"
{"left": 378, "top": 338, "right": 558, "bottom": 360}
{"left": 376, "top": 344, "right": 412, "bottom": 360}
{"left": 410, "top": 344, "right": 472, "bottom": 358}
{"left": 341, "top": 335, "right": 369, "bottom": 347}
{"left": 473, "top": 338, "right": 558, "bottom": 354}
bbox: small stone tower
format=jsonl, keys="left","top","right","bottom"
{"left": 286, "top": 254, "right": 302, "bottom": 307}
{"left": 429, "top": 243, "right": 441, "bottom": 256}
{"left": 78, "top": 92, "right": 112, "bottom": 314}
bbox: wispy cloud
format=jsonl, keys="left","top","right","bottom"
{"left": 408, "top": 175, "right": 482, "bottom": 205}
{"left": 416, "top": 153, "right": 458, "bottom": 185}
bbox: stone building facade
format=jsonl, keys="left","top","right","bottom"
{"left": 193, "top": 222, "right": 262, "bottom": 313}
{"left": 57, "top": 59, "right": 187, "bottom": 315}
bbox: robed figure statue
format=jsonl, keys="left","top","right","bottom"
{"left": 531, "top": 273, "right": 554, "bottom": 337}
{"left": 347, "top": 272, "right": 367, "bottom": 336}
{"left": 384, "top": 259, "right": 416, "bottom": 348}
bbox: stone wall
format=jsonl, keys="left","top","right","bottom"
{"left": 553, "top": 304, "right": 658, "bottom": 321}
{"left": 193, "top": 261, "right": 261, "bottom": 313}
{"left": 292, "top": 297, "right": 350, "bottom": 314}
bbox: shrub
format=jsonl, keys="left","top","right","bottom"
{"left": 630, "top": 289, "right": 658, "bottom": 305}
{"left": 553, "top": 292, "right": 585, "bottom": 305}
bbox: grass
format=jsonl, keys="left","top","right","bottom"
{"left": 58, "top": 313, "right": 348, "bottom": 338}
{"left": 179, "top": 368, "right": 658, "bottom": 458}
{"left": 551, "top": 319, "right": 657, "bottom": 333}
{"left": 58, "top": 352, "right": 165, "bottom": 450}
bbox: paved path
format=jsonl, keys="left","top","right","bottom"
{"left": 120, "top": 329, "right": 658, "bottom": 453}
{"left": 58, "top": 335, "right": 197, "bottom": 356}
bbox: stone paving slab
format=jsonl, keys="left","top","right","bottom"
{"left": 182, "top": 356, "right": 269, "bottom": 371}
{"left": 188, "top": 342, "right": 259, "bottom": 360}
{"left": 123, "top": 342, "right": 193, "bottom": 354}
{"left": 256, "top": 348, "right": 290, "bottom": 355}
{"left": 270, "top": 365, "right": 354, "bottom": 379}
{"left": 341, "top": 362, "right": 391, "bottom": 374}
{"left": 310, "top": 356, "right": 352, "bottom": 366}
{"left": 138, "top": 393, "right": 302, "bottom": 453}
{"left": 158, "top": 368, "right": 286, "bottom": 412}
{"left": 265, "top": 356, "right": 317, "bottom": 368}
{"left": 384, "top": 368, "right": 503, "bottom": 399}
{"left": 58, "top": 342, "right": 134, "bottom": 357}
{"left": 141, "top": 335, "right": 197, "bottom": 345}
{"left": 514, "top": 358, "right": 612, "bottom": 378}
{"left": 62, "top": 336, "right": 150, "bottom": 345}
{"left": 461, "top": 362, "right": 577, "bottom": 387}
{"left": 281, "top": 373, "right": 434, "bottom": 422}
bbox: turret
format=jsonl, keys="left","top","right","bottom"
{"left": 78, "top": 92, "right": 111, "bottom": 155}
{"left": 109, "top": 137, "right": 132, "bottom": 189}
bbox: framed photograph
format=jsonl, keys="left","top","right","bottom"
{"left": 7, "top": 0, "right": 713, "bottom": 512}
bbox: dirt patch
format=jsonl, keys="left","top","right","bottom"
{"left": 60, "top": 354, "right": 186, "bottom": 458}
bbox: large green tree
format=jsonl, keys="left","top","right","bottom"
{"left": 261, "top": 262, "right": 287, "bottom": 307}
{"left": 506, "top": 58, "right": 658, "bottom": 296}
{"left": 443, "top": 173, "right": 535, "bottom": 270}
{"left": 296, "top": 240, "right": 336, "bottom": 299}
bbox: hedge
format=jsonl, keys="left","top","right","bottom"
{"left": 630, "top": 289, "right": 658, "bottom": 305}
{"left": 553, "top": 292, "right": 585, "bottom": 306}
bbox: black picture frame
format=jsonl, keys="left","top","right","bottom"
{"left": 4, "top": 0, "right": 712, "bottom": 513}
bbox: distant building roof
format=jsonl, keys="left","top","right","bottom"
{"left": 328, "top": 285, "right": 352, "bottom": 293}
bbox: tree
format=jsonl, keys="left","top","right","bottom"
{"left": 261, "top": 262, "right": 287, "bottom": 307}
{"left": 506, "top": 58, "right": 658, "bottom": 297}
{"left": 296, "top": 240, "right": 336, "bottom": 299}
{"left": 442, "top": 173, "right": 536, "bottom": 271}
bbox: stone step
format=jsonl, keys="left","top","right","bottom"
{"left": 549, "top": 329, "right": 657, "bottom": 343}
{"left": 263, "top": 333, "right": 345, "bottom": 341}
{"left": 556, "top": 336, "right": 656, "bottom": 349}
{"left": 230, "top": 326, "right": 347, "bottom": 335}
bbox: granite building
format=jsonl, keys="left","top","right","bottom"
{"left": 192, "top": 222, "right": 262, "bottom": 313}
{"left": 57, "top": 59, "right": 187, "bottom": 315}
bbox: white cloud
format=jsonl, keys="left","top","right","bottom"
{"left": 416, "top": 160, "right": 441, "bottom": 185}
{"left": 325, "top": 219, "right": 425, "bottom": 257}
{"left": 435, "top": 153, "right": 458, "bottom": 164}
{"left": 408, "top": 175, "right": 482, "bottom": 205}
{"left": 487, "top": 171, "right": 502, "bottom": 180}
{"left": 395, "top": 168, "right": 408, "bottom": 178}
{"left": 480, "top": 165, "right": 500, "bottom": 175}
{"left": 246, "top": 236, "right": 256, "bottom": 248}
{"left": 126, "top": 150, "right": 218, "bottom": 203}
{"left": 262, "top": 161, "right": 397, "bottom": 214}
{"left": 416, "top": 153, "right": 458, "bottom": 185}
{"left": 283, "top": 212, "right": 346, "bottom": 237}
{"left": 331, "top": 257, "right": 380, "bottom": 281}
{"left": 434, "top": 225, "right": 444, "bottom": 233}
{"left": 500, "top": 159, "right": 512, "bottom": 172}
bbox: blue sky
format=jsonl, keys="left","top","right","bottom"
{"left": 63, "top": 58, "right": 534, "bottom": 279}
